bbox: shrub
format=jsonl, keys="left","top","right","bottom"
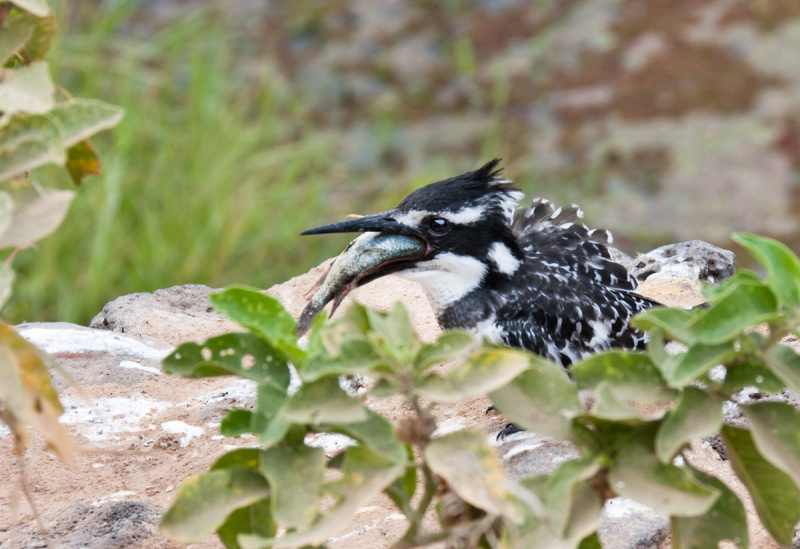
{"left": 160, "top": 233, "right": 800, "bottom": 548}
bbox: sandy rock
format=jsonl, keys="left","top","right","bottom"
{"left": 9, "top": 501, "right": 176, "bottom": 549}
{"left": 89, "top": 284, "right": 240, "bottom": 346}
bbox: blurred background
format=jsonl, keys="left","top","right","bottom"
{"left": 16, "top": 0, "right": 800, "bottom": 325}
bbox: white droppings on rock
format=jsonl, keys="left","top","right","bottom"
{"left": 602, "top": 497, "right": 655, "bottom": 519}
{"left": 19, "top": 327, "right": 173, "bottom": 359}
{"left": 118, "top": 360, "right": 160, "bottom": 375}
{"left": 503, "top": 440, "right": 547, "bottom": 460}
{"left": 91, "top": 491, "right": 137, "bottom": 506}
{"left": 161, "top": 421, "right": 205, "bottom": 446}
{"left": 59, "top": 395, "right": 171, "bottom": 441}
{"left": 432, "top": 417, "right": 465, "bottom": 438}
{"left": 306, "top": 433, "right": 357, "bottom": 455}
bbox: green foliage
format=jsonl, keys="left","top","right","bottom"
{"left": 0, "top": 0, "right": 122, "bottom": 462}
{"left": 161, "top": 234, "right": 800, "bottom": 548}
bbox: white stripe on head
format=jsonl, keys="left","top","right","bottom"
{"left": 392, "top": 210, "right": 427, "bottom": 227}
{"left": 397, "top": 252, "right": 487, "bottom": 311}
{"left": 488, "top": 242, "right": 520, "bottom": 275}
{"left": 439, "top": 205, "right": 485, "bottom": 224}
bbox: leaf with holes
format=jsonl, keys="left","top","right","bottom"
{"left": 742, "top": 402, "right": 800, "bottom": 489}
{"left": 259, "top": 445, "right": 325, "bottom": 530}
{"left": 632, "top": 307, "right": 695, "bottom": 344}
{"left": 159, "top": 468, "right": 270, "bottom": 544}
{"left": 240, "top": 447, "right": 403, "bottom": 549}
{"left": 0, "top": 188, "right": 73, "bottom": 248}
{"left": 608, "top": 443, "right": 719, "bottom": 516}
{"left": 764, "top": 344, "right": 800, "bottom": 395}
{"left": 722, "top": 425, "right": 800, "bottom": 545}
{"left": 490, "top": 358, "right": 581, "bottom": 440}
{"left": 671, "top": 469, "right": 748, "bottom": 549}
{"left": 210, "top": 286, "right": 304, "bottom": 364}
{"left": 687, "top": 279, "right": 782, "bottom": 344}
{"left": 660, "top": 342, "right": 736, "bottom": 388}
{"left": 733, "top": 233, "right": 800, "bottom": 310}
{"left": 0, "top": 62, "right": 55, "bottom": 118}
{"left": 655, "top": 387, "right": 723, "bottom": 463}
{"left": 571, "top": 350, "right": 676, "bottom": 404}
{"left": 162, "top": 332, "right": 290, "bottom": 388}
{"left": 0, "top": 321, "right": 73, "bottom": 463}
{"left": 66, "top": 139, "right": 101, "bottom": 185}
{"left": 280, "top": 377, "right": 366, "bottom": 425}
{"left": 416, "top": 346, "right": 529, "bottom": 403}
{"left": 426, "top": 430, "right": 522, "bottom": 520}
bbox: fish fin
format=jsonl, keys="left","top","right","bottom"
{"left": 329, "top": 286, "right": 352, "bottom": 317}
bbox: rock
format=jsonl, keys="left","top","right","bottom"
{"left": 8, "top": 501, "right": 176, "bottom": 549}
{"left": 89, "top": 284, "right": 240, "bottom": 346}
{"left": 629, "top": 240, "right": 736, "bottom": 284}
{"left": 493, "top": 430, "right": 581, "bottom": 481}
{"left": 16, "top": 322, "right": 173, "bottom": 391}
{"left": 597, "top": 498, "right": 670, "bottom": 549}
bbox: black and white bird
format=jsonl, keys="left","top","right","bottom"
{"left": 302, "top": 159, "right": 659, "bottom": 370}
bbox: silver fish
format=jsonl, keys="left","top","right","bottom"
{"left": 296, "top": 232, "right": 426, "bottom": 336}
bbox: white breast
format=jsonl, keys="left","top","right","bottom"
{"left": 396, "top": 252, "right": 487, "bottom": 313}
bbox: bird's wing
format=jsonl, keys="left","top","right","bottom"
{"left": 512, "top": 198, "right": 638, "bottom": 292}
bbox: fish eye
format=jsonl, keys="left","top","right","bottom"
{"left": 428, "top": 218, "right": 450, "bottom": 235}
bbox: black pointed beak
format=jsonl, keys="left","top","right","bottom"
{"left": 300, "top": 211, "right": 418, "bottom": 236}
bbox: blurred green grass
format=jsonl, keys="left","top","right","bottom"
{"left": 8, "top": 3, "right": 410, "bottom": 324}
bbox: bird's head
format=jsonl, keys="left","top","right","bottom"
{"left": 301, "top": 159, "right": 525, "bottom": 308}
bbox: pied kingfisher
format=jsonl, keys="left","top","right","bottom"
{"left": 302, "top": 159, "right": 658, "bottom": 369}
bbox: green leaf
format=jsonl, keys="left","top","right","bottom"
{"left": 764, "top": 344, "right": 800, "bottom": 394}
{"left": 241, "top": 447, "right": 403, "bottom": 548}
{"left": 211, "top": 448, "right": 262, "bottom": 471}
{"left": 655, "top": 387, "right": 723, "bottom": 462}
{"left": 217, "top": 499, "right": 275, "bottom": 549}
{"left": 252, "top": 383, "right": 290, "bottom": 447}
{"left": 159, "top": 468, "right": 270, "bottom": 544}
{"left": 162, "top": 332, "right": 290, "bottom": 388}
{"left": 323, "top": 408, "right": 406, "bottom": 464}
{"left": 687, "top": 279, "right": 781, "bottom": 344}
{"left": 320, "top": 303, "right": 370, "bottom": 355}
{"left": 571, "top": 350, "right": 676, "bottom": 404}
{"left": 13, "top": 11, "right": 56, "bottom": 61}
{"left": 10, "top": 0, "right": 51, "bottom": 17}
{"left": 632, "top": 307, "right": 695, "bottom": 344}
{"left": 415, "top": 346, "right": 529, "bottom": 403}
{"left": 545, "top": 457, "right": 601, "bottom": 536}
{"left": 577, "top": 533, "right": 602, "bottom": 549}
{"left": 0, "top": 263, "right": 14, "bottom": 310}
{"left": 733, "top": 233, "right": 800, "bottom": 309}
{"left": 280, "top": 377, "right": 366, "bottom": 425}
{"left": 700, "top": 270, "right": 763, "bottom": 302}
{"left": 0, "top": 188, "right": 74, "bottom": 248}
{"left": 415, "top": 329, "right": 476, "bottom": 372}
{"left": 742, "top": 402, "right": 800, "bottom": 489}
{"left": 259, "top": 444, "right": 325, "bottom": 530}
{"left": 299, "top": 338, "right": 381, "bottom": 382}
{"left": 0, "top": 13, "right": 34, "bottom": 65}
{"left": 366, "top": 302, "right": 420, "bottom": 363}
{"left": 660, "top": 342, "right": 736, "bottom": 388}
{"left": 0, "top": 61, "right": 54, "bottom": 118}
{"left": 426, "top": 430, "right": 521, "bottom": 520}
{"left": 722, "top": 425, "right": 800, "bottom": 545}
{"left": 65, "top": 139, "right": 102, "bottom": 185}
{"left": 210, "top": 286, "right": 304, "bottom": 364}
{"left": 490, "top": 357, "right": 581, "bottom": 440}
{"left": 0, "top": 98, "right": 123, "bottom": 180}
{"left": 384, "top": 446, "right": 416, "bottom": 514}
{"left": 588, "top": 382, "right": 652, "bottom": 421}
{"left": 671, "top": 469, "right": 748, "bottom": 549}
{"left": 721, "top": 359, "right": 784, "bottom": 394}
{"left": 608, "top": 443, "right": 719, "bottom": 516}
{"left": 221, "top": 409, "right": 254, "bottom": 438}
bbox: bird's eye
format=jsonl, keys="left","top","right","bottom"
{"left": 428, "top": 218, "right": 450, "bottom": 235}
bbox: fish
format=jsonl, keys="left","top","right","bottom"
{"left": 296, "top": 232, "right": 427, "bottom": 336}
